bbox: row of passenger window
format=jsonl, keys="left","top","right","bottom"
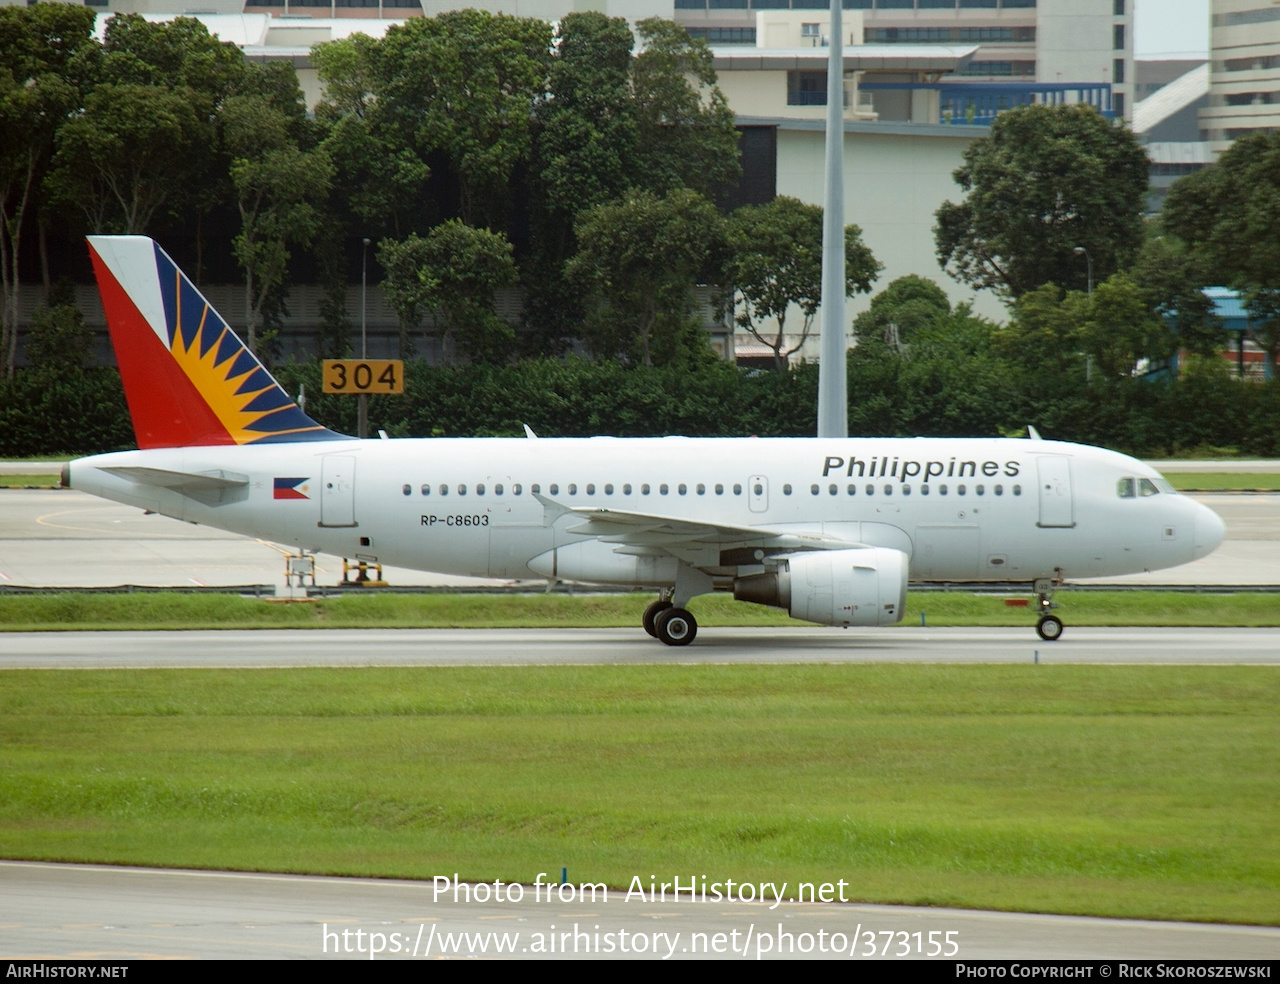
{"left": 401, "top": 481, "right": 1024, "bottom": 498}
{"left": 403, "top": 482, "right": 741, "bottom": 497}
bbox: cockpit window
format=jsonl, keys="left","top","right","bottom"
{"left": 1117, "top": 478, "right": 1135, "bottom": 499}
{"left": 1139, "top": 478, "right": 1160, "bottom": 497}
{"left": 1153, "top": 477, "right": 1177, "bottom": 495}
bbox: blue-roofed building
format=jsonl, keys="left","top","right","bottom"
{"left": 1203, "top": 287, "right": 1271, "bottom": 379}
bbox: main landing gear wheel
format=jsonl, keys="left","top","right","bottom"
{"left": 1036, "top": 614, "right": 1064, "bottom": 641}
{"left": 654, "top": 607, "right": 697, "bottom": 647}
{"left": 642, "top": 599, "right": 673, "bottom": 638}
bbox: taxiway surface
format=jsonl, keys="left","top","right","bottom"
{"left": 4, "top": 861, "right": 1277, "bottom": 961}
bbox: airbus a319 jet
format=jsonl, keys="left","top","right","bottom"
{"left": 65, "top": 237, "right": 1226, "bottom": 645}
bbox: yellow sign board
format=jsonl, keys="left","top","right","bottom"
{"left": 322, "top": 360, "right": 404, "bottom": 395}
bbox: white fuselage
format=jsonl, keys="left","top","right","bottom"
{"left": 68, "top": 436, "right": 1225, "bottom": 587}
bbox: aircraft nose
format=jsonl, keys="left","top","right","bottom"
{"left": 1192, "top": 500, "right": 1226, "bottom": 560}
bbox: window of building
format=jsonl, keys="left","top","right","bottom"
{"left": 1113, "top": 58, "right": 1125, "bottom": 84}
{"left": 801, "top": 23, "right": 820, "bottom": 37}
{"left": 1114, "top": 23, "right": 1125, "bottom": 50}
{"left": 1113, "top": 0, "right": 1125, "bottom": 14}
{"left": 787, "top": 71, "right": 827, "bottom": 107}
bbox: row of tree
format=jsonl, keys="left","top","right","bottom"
{"left": 7, "top": 6, "right": 879, "bottom": 373}
{"left": 934, "top": 103, "right": 1280, "bottom": 379}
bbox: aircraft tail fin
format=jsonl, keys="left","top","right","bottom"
{"left": 88, "top": 236, "right": 346, "bottom": 449}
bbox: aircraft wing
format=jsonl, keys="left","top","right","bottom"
{"left": 539, "top": 496, "right": 857, "bottom": 553}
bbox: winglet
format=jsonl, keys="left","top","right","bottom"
{"left": 1027, "top": 425, "right": 1043, "bottom": 441}
{"left": 87, "top": 236, "right": 347, "bottom": 449}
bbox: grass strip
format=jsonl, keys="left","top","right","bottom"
{"left": 1161, "top": 473, "right": 1280, "bottom": 491}
{"left": 1, "top": 589, "right": 1278, "bottom": 631}
{"left": 0, "top": 665, "right": 1276, "bottom": 924}
{"left": 0, "top": 474, "right": 59, "bottom": 487}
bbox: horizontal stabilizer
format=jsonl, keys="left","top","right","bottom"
{"left": 101, "top": 466, "right": 250, "bottom": 491}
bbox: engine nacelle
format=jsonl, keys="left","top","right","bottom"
{"left": 733, "top": 547, "right": 908, "bottom": 627}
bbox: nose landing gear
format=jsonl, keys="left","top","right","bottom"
{"left": 1034, "top": 575, "right": 1064, "bottom": 641}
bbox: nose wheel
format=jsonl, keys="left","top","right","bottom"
{"left": 1036, "top": 614, "right": 1063, "bottom": 641}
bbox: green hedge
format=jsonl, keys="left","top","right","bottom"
{"left": 5, "top": 358, "right": 1280, "bottom": 458}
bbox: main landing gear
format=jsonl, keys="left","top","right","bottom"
{"left": 1034, "top": 576, "right": 1064, "bottom": 641}
{"left": 642, "top": 593, "right": 697, "bottom": 647}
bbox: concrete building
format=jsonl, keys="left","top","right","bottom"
{"left": 677, "top": 0, "right": 1132, "bottom": 122}
{"left": 1202, "top": 0, "right": 1280, "bottom": 153}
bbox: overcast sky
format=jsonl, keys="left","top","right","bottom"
{"left": 1134, "top": 0, "right": 1210, "bottom": 59}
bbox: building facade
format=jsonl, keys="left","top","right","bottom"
{"left": 676, "top": 0, "right": 1132, "bottom": 121}
{"left": 1202, "top": 0, "right": 1280, "bottom": 152}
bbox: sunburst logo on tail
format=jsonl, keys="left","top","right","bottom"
{"left": 157, "top": 252, "right": 331, "bottom": 445}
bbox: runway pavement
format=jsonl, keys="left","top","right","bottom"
{"left": 5, "top": 625, "right": 1280, "bottom": 667}
{"left": 4, "top": 861, "right": 1277, "bottom": 961}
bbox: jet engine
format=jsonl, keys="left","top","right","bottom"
{"left": 732, "top": 547, "right": 908, "bottom": 627}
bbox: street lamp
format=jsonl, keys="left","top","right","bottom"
{"left": 1072, "top": 245, "right": 1093, "bottom": 296}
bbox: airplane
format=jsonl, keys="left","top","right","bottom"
{"left": 64, "top": 236, "right": 1227, "bottom": 645}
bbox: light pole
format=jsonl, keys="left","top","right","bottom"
{"left": 359, "top": 236, "right": 370, "bottom": 439}
{"left": 1073, "top": 245, "right": 1093, "bottom": 296}
{"left": 1074, "top": 246, "right": 1094, "bottom": 383}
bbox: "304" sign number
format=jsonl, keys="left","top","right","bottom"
{"left": 322, "top": 360, "right": 404, "bottom": 394}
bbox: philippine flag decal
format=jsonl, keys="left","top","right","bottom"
{"left": 273, "top": 477, "right": 311, "bottom": 500}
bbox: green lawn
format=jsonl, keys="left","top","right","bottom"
{"left": 2, "top": 589, "right": 1278, "bottom": 631}
{"left": 0, "top": 474, "right": 60, "bottom": 486}
{"left": 1162, "top": 472, "right": 1280, "bottom": 490}
{"left": 1, "top": 665, "right": 1276, "bottom": 924}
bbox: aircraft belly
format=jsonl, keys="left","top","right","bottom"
{"left": 913, "top": 524, "right": 980, "bottom": 579}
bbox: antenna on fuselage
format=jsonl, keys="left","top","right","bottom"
{"left": 816, "top": 0, "right": 848, "bottom": 439}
